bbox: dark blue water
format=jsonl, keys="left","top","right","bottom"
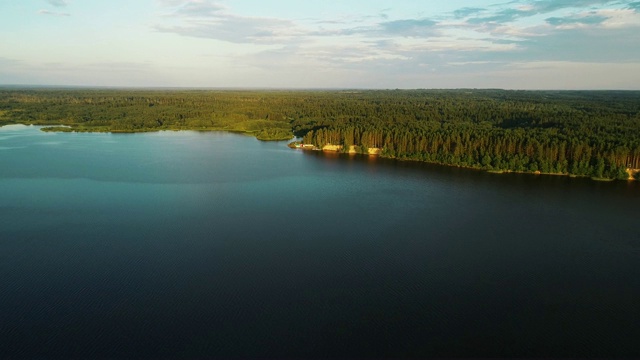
{"left": 1, "top": 124, "right": 639, "bottom": 358}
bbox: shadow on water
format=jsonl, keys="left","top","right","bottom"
{"left": 301, "top": 148, "right": 640, "bottom": 195}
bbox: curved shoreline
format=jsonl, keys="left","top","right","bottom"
{"left": 5, "top": 123, "right": 637, "bottom": 182}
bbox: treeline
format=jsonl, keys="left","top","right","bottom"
{"left": 298, "top": 90, "right": 640, "bottom": 180}
{"left": 304, "top": 123, "right": 638, "bottom": 179}
{"left": 1, "top": 88, "right": 639, "bottom": 180}
{"left": 0, "top": 89, "right": 297, "bottom": 140}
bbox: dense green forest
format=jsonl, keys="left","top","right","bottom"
{"left": 1, "top": 87, "right": 639, "bottom": 180}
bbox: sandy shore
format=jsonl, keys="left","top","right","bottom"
{"left": 322, "top": 144, "right": 381, "bottom": 155}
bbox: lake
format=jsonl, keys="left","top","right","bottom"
{"left": 1, "top": 124, "right": 639, "bottom": 358}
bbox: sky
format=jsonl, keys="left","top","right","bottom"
{"left": 1, "top": 0, "right": 640, "bottom": 89}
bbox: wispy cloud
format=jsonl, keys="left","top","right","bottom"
{"left": 464, "top": 0, "right": 622, "bottom": 24}
{"left": 444, "top": 0, "right": 640, "bottom": 62}
{"left": 38, "top": 9, "right": 71, "bottom": 17}
{"left": 156, "top": 0, "right": 447, "bottom": 44}
{"left": 169, "top": 0, "right": 226, "bottom": 17}
{"left": 156, "top": 0, "right": 298, "bottom": 43}
{"left": 530, "top": 0, "right": 621, "bottom": 13}
{"left": 546, "top": 13, "right": 609, "bottom": 27}
{"left": 149, "top": 0, "right": 640, "bottom": 88}
{"left": 46, "top": 0, "right": 68, "bottom": 7}
{"left": 156, "top": 19, "right": 296, "bottom": 44}
{"left": 378, "top": 19, "right": 439, "bottom": 37}
{"left": 453, "top": 7, "right": 486, "bottom": 19}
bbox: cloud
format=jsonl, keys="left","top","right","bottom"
{"left": 466, "top": 8, "right": 526, "bottom": 24}
{"left": 155, "top": 0, "right": 300, "bottom": 44}
{"left": 453, "top": 7, "right": 486, "bottom": 19}
{"left": 364, "top": 6, "right": 640, "bottom": 75}
{"left": 46, "top": 0, "right": 68, "bottom": 7}
{"left": 443, "top": 1, "right": 640, "bottom": 65}
{"left": 597, "top": 8, "right": 640, "bottom": 27}
{"left": 308, "top": 18, "right": 440, "bottom": 39}
{"left": 38, "top": 9, "right": 71, "bottom": 17}
{"left": 157, "top": 0, "right": 227, "bottom": 17}
{"left": 149, "top": 0, "right": 640, "bottom": 89}
{"left": 467, "top": 24, "right": 640, "bottom": 63}
{"left": 378, "top": 19, "right": 438, "bottom": 37}
{"left": 156, "top": 0, "right": 441, "bottom": 44}
{"left": 156, "top": 15, "right": 297, "bottom": 44}
{"left": 526, "top": 0, "right": 611, "bottom": 13}
{"left": 170, "top": 0, "right": 226, "bottom": 17}
{"left": 465, "top": 0, "right": 621, "bottom": 24}
{"left": 546, "top": 13, "right": 609, "bottom": 26}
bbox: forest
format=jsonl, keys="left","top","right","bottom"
{"left": 1, "top": 87, "right": 639, "bottom": 180}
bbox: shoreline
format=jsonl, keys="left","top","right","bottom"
{"left": 29, "top": 124, "right": 293, "bottom": 141}
{"left": 5, "top": 123, "right": 637, "bottom": 182}
{"left": 293, "top": 142, "right": 639, "bottom": 182}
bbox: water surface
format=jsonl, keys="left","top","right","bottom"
{"left": 1, "top": 124, "right": 639, "bottom": 357}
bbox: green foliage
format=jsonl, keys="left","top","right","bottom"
{"left": 298, "top": 90, "right": 640, "bottom": 180}
{"left": 255, "top": 128, "right": 293, "bottom": 141}
{"left": 0, "top": 88, "right": 295, "bottom": 140}
{"left": 1, "top": 88, "right": 639, "bottom": 180}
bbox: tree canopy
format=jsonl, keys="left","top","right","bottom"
{"left": 1, "top": 88, "right": 638, "bottom": 180}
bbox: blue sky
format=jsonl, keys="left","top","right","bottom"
{"left": 1, "top": 0, "right": 639, "bottom": 89}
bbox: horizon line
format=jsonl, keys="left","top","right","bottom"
{"left": 1, "top": 84, "right": 640, "bottom": 92}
